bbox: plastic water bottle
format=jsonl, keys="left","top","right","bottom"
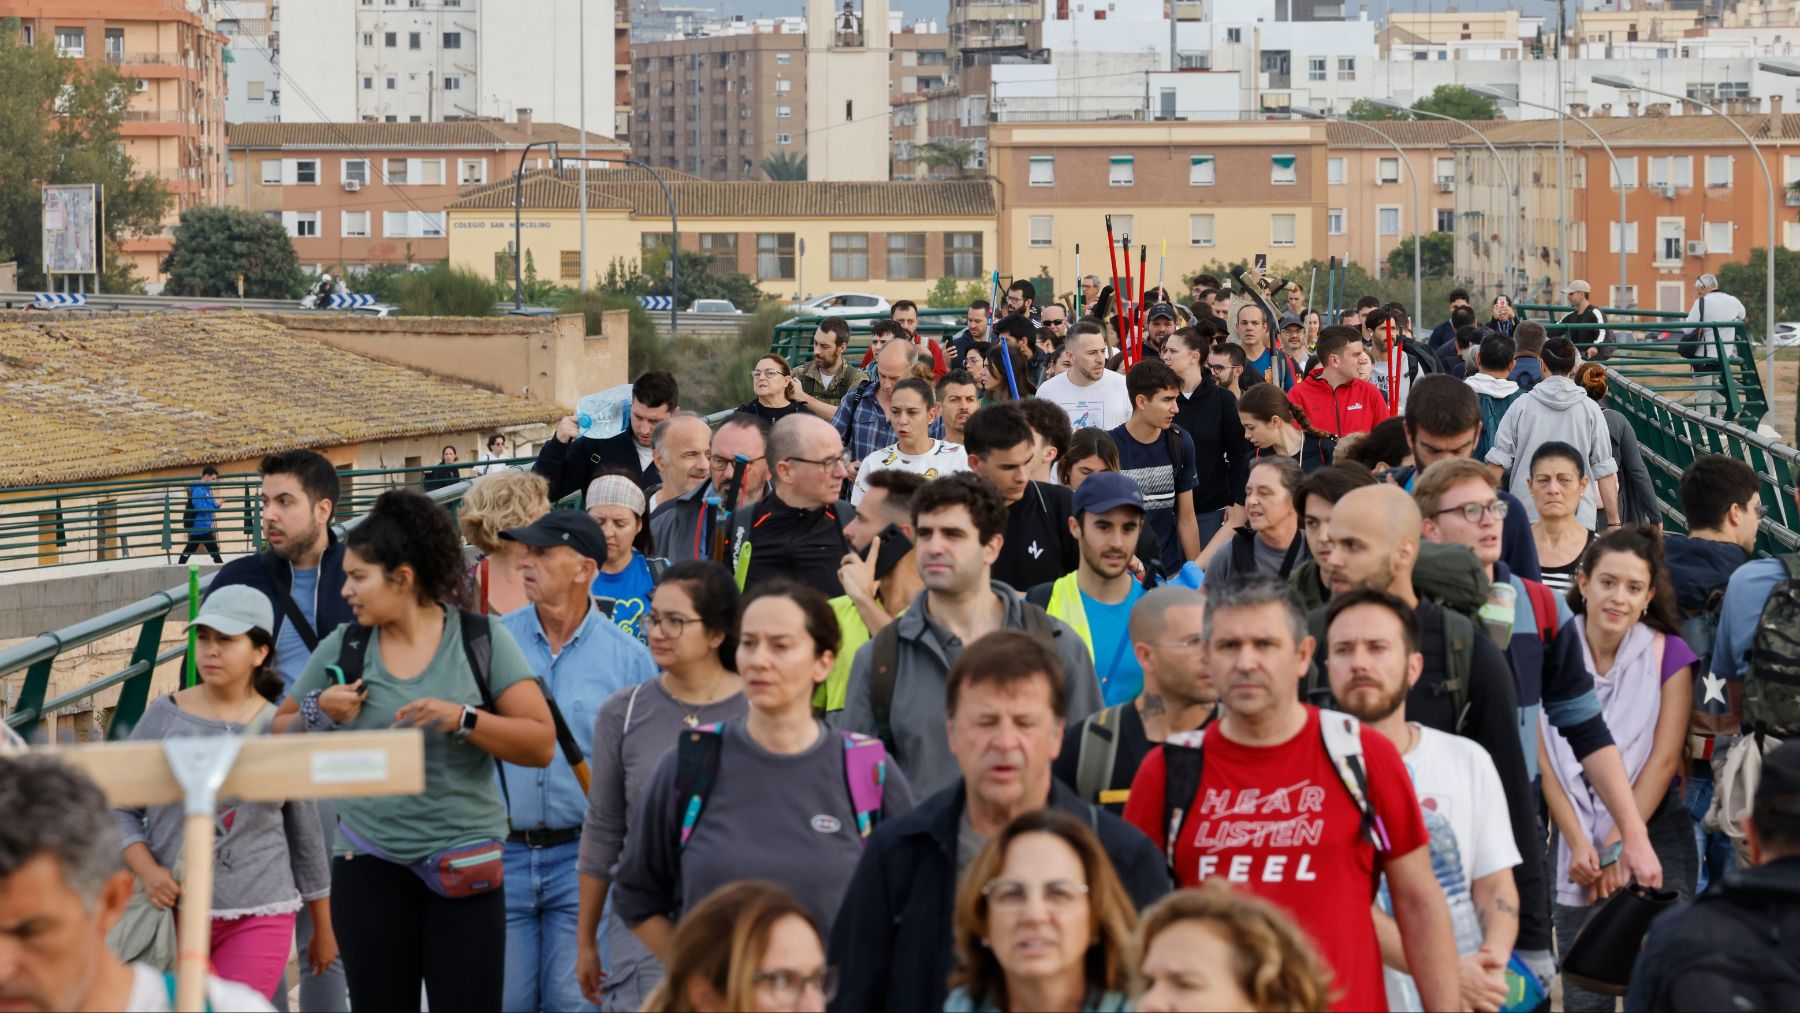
{"left": 1480, "top": 579, "right": 1517, "bottom": 649}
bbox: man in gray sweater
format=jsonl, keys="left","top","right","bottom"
{"left": 839, "top": 472, "right": 1101, "bottom": 795}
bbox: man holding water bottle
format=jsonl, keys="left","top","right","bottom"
{"left": 534, "top": 372, "right": 680, "bottom": 503}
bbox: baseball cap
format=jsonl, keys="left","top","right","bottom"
{"left": 1072, "top": 472, "right": 1147, "bottom": 517}
{"left": 192, "top": 585, "right": 275, "bottom": 638}
{"left": 501, "top": 510, "right": 609, "bottom": 566}
{"left": 1278, "top": 313, "right": 1305, "bottom": 330}
{"left": 1696, "top": 273, "right": 1720, "bottom": 291}
{"left": 1147, "top": 302, "right": 1177, "bottom": 321}
{"left": 1563, "top": 280, "right": 1592, "bottom": 295}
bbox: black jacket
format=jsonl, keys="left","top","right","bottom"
{"left": 727, "top": 491, "right": 851, "bottom": 596}
{"left": 827, "top": 779, "right": 1171, "bottom": 1013}
{"left": 206, "top": 534, "right": 353, "bottom": 649}
{"left": 1176, "top": 373, "right": 1253, "bottom": 510}
{"left": 532, "top": 430, "right": 656, "bottom": 503}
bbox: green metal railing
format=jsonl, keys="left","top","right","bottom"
{"left": 769, "top": 308, "right": 969, "bottom": 367}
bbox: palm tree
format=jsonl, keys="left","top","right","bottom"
{"left": 761, "top": 151, "right": 808, "bottom": 181}
{"left": 917, "top": 139, "right": 979, "bottom": 179}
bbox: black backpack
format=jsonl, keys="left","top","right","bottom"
{"left": 867, "top": 606, "right": 1060, "bottom": 752}
{"left": 1635, "top": 865, "right": 1800, "bottom": 1011}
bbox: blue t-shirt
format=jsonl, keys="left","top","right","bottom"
{"left": 1109, "top": 424, "right": 1199, "bottom": 576}
{"left": 273, "top": 566, "right": 319, "bottom": 697}
{"left": 1249, "top": 347, "right": 1298, "bottom": 391}
{"left": 1085, "top": 582, "right": 1147, "bottom": 706}
{"left": 592, "top": 551, "right": 656, "bottom": 644}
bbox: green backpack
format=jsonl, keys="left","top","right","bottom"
{"left": 1743, "top": 555, "right": 1800, "bottom": 738}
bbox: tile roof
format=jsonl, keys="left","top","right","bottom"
{"left": 0, "top": 313, "right": 560, "bottom": 486}
{"left": 1326, "top": 119, "right": 1493, "bottom": 148}
{"left": 1468, "top": 113, "right": 1800, "bottom": 146}
{"left": 227, "top": 120, "right": 629, "bottom": 151}
{"left": 445, "top": 169, "right": 1000, "bottom": 217}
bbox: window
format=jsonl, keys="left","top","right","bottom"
{"left": 1611, "top": 156, "right": 1638, "bottom": 189}
{"left": 945, "top": 232, "right": 982, "bottom": 278}
{"left": 384, "top": 31, "right": 397, "bottom": 47}
{"left": 560, "top": 250, "right": 582, "bottom": 281}
{"left": 1189, "top": 155, "right": 1215, "bottom": 186}
{"left": 284, "top": 211, "right": 320, "bottom": 238}
{"left": 1377, "top": 207, "right": 1400, "bottom": 235}
{"left": 1656, "top": 218, "right": 1685, "bottom": 264}
{"left": 54, "top": 28, "right": 83, "bottom": 58}
{"left": 1609, "top": 284, "right": 1638, "bottom": 309}
{"left": 458, "top": 159, "right": 485, "bottom": 185}
{"left": 1189, "top": 214, "right": 1215, "bottom": 247}
{"left": 1647, "top": 155, "right": 1693, "bottom": 188}
{"left": 408, "top": 32, "right": 421, "bottom": 49}
{"left": 756, "top": 233, "right": 795, "bottom": 280}
{"left": 1271, "top": 214, "right": 1297, "bottom": 247}
{"left": 697, "top": 233, "right": 738, "bottom": 270}
{"left": 386, "top": 75, "right": 397, "bottom": 89}
{"left": 1308, "top": 57, "right": 1326, "bottom": 81}
{"left": 1609, "top": 221, "right": 1639, "bottom": 253}
{"left": 1028, "top": 216, "right": 1054, "bottom": 247}
{"left": 887, "top": 233, "right": 926, "bottom": 277}
{"left": 362, "top": 32, "right": 374, "bottom": 46}
{"left": 343, "top": 159, "right": 369, "bottom": 185}
{"left": 1028, "top": 155, "right": 1054, "bottom": 186}
{"left": 383, "top": 211, "right": 445, "bottom": 237}
{"left": 1109, "top": 215, "right": 1133, "bottom": 237}
{"left": 444, "top": 76, "right": 461, "bottom": 90}
{"left": 246, "top": 80, "right": 266, "bottom": 101}
{"left": 1271, "top": 154, "right": 1297, "bottom": 185}
{"left": 385, "top": 158, "right": 408, "bottom": 184}
{"left": 775, "top": 78, "right": 791, "bottom": 93}
{"left": 776, "top": 105, "right": 792, "bottom": 118}
{"left": 1434, "top": 156, "right": 1454, "bottom": 182}
{"left": 261, "top": 159, "right": 282, "bottom": 184}
{"left": 1337, "top": 56, "right": 1355, "bottom": 80}
{"left": 830, "top": 233, "right": 869, "bottom": 280}
{"left": 443, "top": 31, "right": 461, "bottom": 48}
{"left": 341, "top": 211, "right": 370, "bottom": 237}
{"left": 1226, "top": 27, "right": 1242, "bottom": 42}
{"left": 1328, "top": 157, "right": 1345, "bottom": 185}
{"left": 362, "top": 75, "right": 374, "bottom": 90}
{"left": 1705, "top": 219, "right": 1732, "bottom": 254}
{"left": 1707, "top": 154, "right": 1732, "bottom": 188}
{"left": 776, "top": 132, "right": 792, "bottom": 145}
{"left": 1328, "top": 208, "right": 1345, "bottom": 235}
{"left": 1109, "top": 155, "right": 1134, "bottom": 187}
{"left": 1436, "top": 209, "right": 1455, "bottom": 232}
{"left": 1377, "top": 157, "right": 1400, "bottom": 183}
{"left": 294, "top": 160, "right": 318, "bottom": 184}
{"left": 417, "top": 159, "right": 445, "bottom": 185}
{"left": 777, "top": 52, "right": 791, "bottom": 64}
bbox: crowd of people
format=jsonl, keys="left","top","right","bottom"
{"left": 4, "top": 271, "right": 1798, "bottom": 1013}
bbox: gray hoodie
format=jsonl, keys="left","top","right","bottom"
{"left": 1485, "top": 374, "right": 1617, "bottom": 528}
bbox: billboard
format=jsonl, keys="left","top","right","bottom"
{"left": 42, "top": 184, "right": 101, "bottom": 276}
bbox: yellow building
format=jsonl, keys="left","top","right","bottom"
{"left": 445, "top": 170, "right": 999, "bottom": 304}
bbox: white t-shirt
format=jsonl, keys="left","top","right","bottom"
{"left": 1405, "top": 724, "right": 1521, "bottom": 885}
{"left": 635, "top": 442, "right": 654, "bottom": 472}
{"left": 126, "top": 962, "right": 275, "bottom": 1012}
{"left": 1034, "top": 369, "right": 1132, "bottom": 432}
{"left": 851, "top": 439, "right": 970, "bottom": 504}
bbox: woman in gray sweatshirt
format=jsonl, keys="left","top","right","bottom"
{"left": 114, "top": 585, "right": 334, "bottom": 1001}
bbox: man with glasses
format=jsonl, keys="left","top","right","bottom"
{"left": 651, "top": 413, "right": 770, "bottom": 564}
{"left": 729, "top": 414, "right": 854, "bottom": 594}
{"left": 1079, "top": 275, "right": 1102, "bottom": 313}
{"left": 1206, "top": 342, "right": 1247, "bottom": 399}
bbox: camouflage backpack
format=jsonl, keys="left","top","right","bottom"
{"left": 1743, "top": 555, "right": 1800, "bottom": 738}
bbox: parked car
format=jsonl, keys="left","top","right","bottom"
{"left": 688, "top": 299, "right": 742, "bottom": 314}
{"left": 1774, "top": 321, "right": 1800, "bottom": 347}
{"left": 785, "top": 292, "right": 892, "bottom": 316}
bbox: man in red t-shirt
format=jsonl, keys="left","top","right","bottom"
{"left": 1288, "top": 325, "right": 1391, "bottom": 438}
{"left": 859, "top": 299, "right": 948, "bottom": 378}
{"left": 1123, "top": 576, "right": 1460, "bottom": 1012}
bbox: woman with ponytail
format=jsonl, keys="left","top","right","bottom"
{"left": 1236, "top": 381, "right": 1336, "bottom": 473}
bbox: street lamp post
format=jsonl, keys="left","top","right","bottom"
{"left": 1294, "top": 105, "right": 1421, "bottom": 320}
{"left": 1376, "top": 98, "right": 1518, "bottom": 302}
{"left": 513, "top": 140, "right": 560, "bottom": 310}
{"left": 1471, "top": 85, "right": 1629, "bottom": 310}
{"left": 1595, "top": 73, "right": 1777, "bottom": 395}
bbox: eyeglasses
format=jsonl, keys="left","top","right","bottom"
{"left": 754, "top": 969, "right": 839, "bottom": 1004}
{"left": 709, "top": 454, "right": 766, "bottom": 471}
{"left": 1205, "top": 363, "right": 1234, "bottom": 375}
{"left": 785, "top": 453, "right": 854, "bottom": 474}
{"left": 1043, "top": 318, "right": 1069, "bottom": 327}
{"left": 751, "top": 368, "right": 788, "bottom": 379}
{"left": 1434, "top": 500, "right": 1510, "bottom": 524}
{"left": 983, "top": 878, "right": 1090, "bottom": 912}
{"left": 645, "top": 611, "right": 699, "bottom": 637}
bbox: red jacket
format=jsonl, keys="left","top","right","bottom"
{"left": 860, "top": 335, "right": 949, "bottom": 378}
{"left": 1288, "top": 372, "right": 1390, "bottom": 437}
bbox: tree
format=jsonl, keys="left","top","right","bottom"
{"left": 761, "top": 151, "right": 807, "bottom": 181}
{"left": 161, "top": 206, "right": 304, "bottom": 298}
{"left": 1715, "top": 246, "right": 1800, "bottom": 339}
{"left": 0, "top": 19, "right": 170, "bottom": 291}
{"left": 924, "top": 275, "right": 989, "bottom": 309}
{"left": 1344, "top": 98, "right": 1408, "bottom": 121}
{"left": 917, "top": 139, "right": 979, "bottom": 179}
{"left": 1412, "top": 85, "right": 1502, "bottom": 123}
{"left": 598, "top": 248, "right": 766, "bottom": 311}
{"left": 1386, "top": 232, "right": 1457, "bottom": 280}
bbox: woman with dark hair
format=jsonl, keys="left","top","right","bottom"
{"left": 1059, "top": 427, "right": 1121, "bottom": 490}
{"left": 947, "top": 808, "right": 1139, "bottom": 1012}
{"left": 1529, "top": 441, "right": 1594, "bottom": 598}
{"left": 613, "top": 579, "right": 913, "bottom": 962}
{"left": 1574, "top": 363, "right": 1660, "bottom": 526}
{"left": 587, "top": 472, "right": 671, "bottom": 644}
{"left": 276, "top": 489, "right": 554, "bottom": 1011}
{"left": 474, "top": 432, "right": 510, "bottom": 477}
{"left": 1237, "top": 382, "right": 1335, "bottom": 473}
{"left": 1541, "top": 526, "right": 1697, "bottom": 1013}
{"left": 1341, "top": 417, "right": 1413, "bottom": 473}
{"left": 1134, "top": 883, "right": 1332, "bottom": 1013}
{"left": 644, "top": 880, "right": 833, "bottom": 1013}
{"left": 116, "top": 585, "right": 336, "bottom": 999}
{"left": 983, "top": 341, "right": 1037, "bottom": 401}
{"left": 577, "top": 561, "right": 748, "bottom": 1010}
{"left": 737, "top": 354, "right": 805, "bottom": 424}
{"left": 423, "top": 444, "right": 463, "bottom": 492}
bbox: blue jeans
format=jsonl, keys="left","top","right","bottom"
{"left": 1684, "top": 768, "right": 1737, "bottom": 893}
{"left": 503, "top": 839, "right": 590, "bottom": 1013}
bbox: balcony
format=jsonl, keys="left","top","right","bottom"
{"left": 107, "top": 51, "right": 189, "bottom": 67}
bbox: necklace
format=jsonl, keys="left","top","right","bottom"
{"left": 189, "top": 689, "right": 263, "bottom": 726}
{"left": 665, "top": 667, "right": 732, "bottom": 727}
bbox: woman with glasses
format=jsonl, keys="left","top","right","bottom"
{"left": 1529, "top": 442, "right": 1595, "bottom": 599}
{"left": 644, "top": 880, "right": 834, "bottom": 1013}
{"left": 577, "top": 561, "right": 748, "bottom": 1011}
{"left": 612, "top": 580, "right": 914, "bottom": 963}
{"left": 587, "top": 472, "right": 672, "bottom": 645}
{"left": 946, "top": 808, "right": 1138, "bottom": 1013}
{"left": 739, "top": 355, "right": 806, "bottom": 424}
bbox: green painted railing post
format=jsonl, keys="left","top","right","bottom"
{"left": 14, "top": 657, "right": 52, "bottom": 731}
{"left": 183, "top": 564, "right": 199, "bottom": 688}
{"left": 108, "top": 611, "right": 168, "bottom": 741}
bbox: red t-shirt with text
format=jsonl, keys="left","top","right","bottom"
{"left": 1122, "top": 707, "right": 1428, "bottom": 1013}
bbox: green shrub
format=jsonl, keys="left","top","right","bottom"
{"left": 394, "top": 264, "right": 496, "bottom": 317}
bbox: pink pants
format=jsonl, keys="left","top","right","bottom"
{"left": 209, "top": 911, "right": 298, "bottom": 999}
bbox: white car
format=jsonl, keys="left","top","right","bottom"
{"left": 786, "top": 292, "right": 892, "bottom": 316}
{"left": 1774, "top": 321, "right": 1800, "bottom": 347}
{"left": 688, "top": 299, "right": 742, "bottom": 314}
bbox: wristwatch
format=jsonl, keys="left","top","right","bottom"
{"left": 451, "top": 704, "right": 478, "bottom": 742}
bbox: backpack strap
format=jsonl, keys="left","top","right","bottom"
{"left": 327, "top": 622, "right": 370, "bottom": 687}
{"left": 647, "top": 556, "right": 671, "bottom": 584}
{"left": 1162, "top": 423, "right": 1189, "bottom": 485}
{"left": 1317, "top": 710, "right": 1386, "bottom": 851}
{"left": 870, "top": 621, "right": 903, "bottom": 753}
{"left": 674, "top": 723, "right": 727, "bottom": 850}
{"left": 1075, "top": 704, "right": 1124, "bottom": 804}
{"left": 1025, "top": 581, "right": 1054, "bottom": 610}
{"left": 1442, "top": 609, "right": 1476, "bottom": 736}
{"left": 1160, "top": 730, "right": 1208, "bottom": 877}
{"left": 839, "top": 731, "right": 887, "bottom": 842}
{"left": 1230, "top": 528, "right": 1257, "bottom": 575}
{"left": 1523, "top": 578, "right": 1559, "bottom": 644}
{"left": 458, "top": 611, "right": 495, "bottom": 709}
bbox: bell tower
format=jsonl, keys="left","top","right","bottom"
{"left": 805, "top": 0, "right": 891, "bottom": 180}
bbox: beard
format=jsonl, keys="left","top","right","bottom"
{"left": 1338, "top": 677, "right": 1408, "bottom": 725}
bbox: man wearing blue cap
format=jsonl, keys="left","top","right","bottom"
{"left": 1026, "top": 472, "right": 1149, "bottom": 707}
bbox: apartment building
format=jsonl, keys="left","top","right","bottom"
{"left": 445, "top": 170, "right": 997, "bottom": 302}
{"left": 224, "top": 116, "right": 624, "bottom": 273}
{"left": 987, "top": 119, "right": 1331, "bottom": 298}
{"left": 219, "top": 1, "right": 278, "bottom": 124}
{"left": 3, "top": 1, "right": 229, "bottom": 284}
{"left": 1324, "top": 119, "right": 1479, "bottom": 281}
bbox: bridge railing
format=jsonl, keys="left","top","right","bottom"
{"left": 769, "top": 308, "right": 970, "bottom": 366}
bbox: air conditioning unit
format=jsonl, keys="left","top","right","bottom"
{"left": 1658, "top": 184, "right": 1677, "bottom": 199}
{"left": 1437, "top": 178, "right": 1454, "bottom": 192}
{"left": 1687, "top": 240, "right": 1706, "bottom": 257}
{"left": 342, "top": 179, "right": 361, "bottom": 192}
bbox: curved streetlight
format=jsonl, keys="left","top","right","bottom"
{"left": 1594, "top": 72, "right": 1776, "bottom": 393}
{"left": 1293, "top": 105, "right": 1422, "bottom": 319}
{"left": 513, "top": 140, "right": 560, "bottom": 310}
{"left": 1374, "top": 97, "right": 1517, "bottom": 302}
{"left": 1470, "top": 85, "right": 1629, "bottom": 310}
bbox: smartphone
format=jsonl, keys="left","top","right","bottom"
{"left": 1254, "top": 253, "right": 1268, "bottom": 276}
{"left": 867, "top": 523, "right": 914, "bottom": 581}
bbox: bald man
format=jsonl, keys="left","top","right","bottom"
{"left": 835, "top": 339, "right": 940, "bottom": 469}
{"left": 728, "top": 414, "right": 854, "bottom": 595}
{"left": 648, "top": 413, "right": 713, "bottom": 511}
